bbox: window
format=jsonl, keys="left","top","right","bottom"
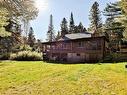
{"left": 77, "top": 53, "right": 80, "bottom": 56}
{"left": 78, "top": 42, "right": 84, "bottom": 47}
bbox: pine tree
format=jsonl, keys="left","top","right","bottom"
{"left": 120, "top": 0, "right": 127, "bottom": 39}
{"left": 61, "top": 18, "right": 68, "bottom": 37}
{"left": 103, "top": 2, "right": 124, "bottom": 51}
{"left": 27, "top": 27, "right": 36, "bottom": 47}
{"left": 89, "top": 2, "right": 102, "bottom": 36}
{"left": 77, "top": 22, "right": 84, "bottom": 33}
{"left": 56, "top": 31, "right": 61, "bottom": 40}
{"left": 121, "top": 0, "right": 127, "bottom": 15}
{"left": 83, "top": 27, "right": 87, "bottom": 32}
{"left": 74, "top": 26, "right": 78, "bottom": 33}
{"left": 47, "top": 14, "right": 55, "bottom": 42}
{"left": 69, "top": 12, "right": 75, "bottom": 33}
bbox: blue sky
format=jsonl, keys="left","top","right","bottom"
{"left": 31, "top": 0, "right": 118, "bottom": 41}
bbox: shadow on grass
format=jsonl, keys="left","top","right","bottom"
{"left": 43, "top": 60, "right": 127, "bottom": 65}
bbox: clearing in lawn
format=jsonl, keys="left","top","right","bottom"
{"left": 0, "top": 61, "right": 127, "bottom": 95}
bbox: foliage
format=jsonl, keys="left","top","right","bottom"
{"left": 0, "top": 0, "right": 38, "bottom": 20}
{"left": 0, "top": 53, "right": 10, "bottom": 60}
{"left": 56, "top": 31, "right": 61, "bottom": 40}
{"left": 10, "top": 51, "right": 42, "bottom": 61}
{"left": 19, "top": 45, "right": 32, "bottom": 51}
{"left": 89, "top": 2, "right": 102, "bottom": 35}
{"left": 0, "top": 8, "right": 11, "bottom": 37}
{"left": 103, "top": 2, "right": 124, "bottom": 51}
{"left": 69, "top": 12, "right": 75, "bottom": 33}
{"left": 120, "top": 0, "right": 127, "bottom": 39}
{"left": 0, "top": 0, "right": 38, "bottom": 48}
{"left": 0, "top": 61, "right": 127, "bottom": 95}
{"left": 36, "top": 39, "right": 42, "bottom": 53}
{"left": 27, "top": 27, "right": 36, "bottom": 47}
{"left": 73, "top": 23, "right": 84, "bottom": 33}
{"left": 0, "top": 32, "right": 22, "bottom": 54}
{"left": 121, "top": 0, "right": 127, "bottom": 15}
{"left": 47, "top": 15, "right": 55, "bottom": 42}
{"left": 60, "top": 18, "right": 68, "bottom": 36}
{"left": 78, "top": 22, "right": 83, "bottom": 32}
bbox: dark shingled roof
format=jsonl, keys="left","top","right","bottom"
{"left": 58, "top": 32, "right": 92, "bottom": 41}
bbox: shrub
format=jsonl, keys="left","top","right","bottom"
{"left": 102, "top": 54, "right": 113, "bottom": 63}
{"left": 0, "top": 53, "right": 10, "bottom": 60}
{"left": 19, "top": 45, "right": 32, "bottom": 51}
{"left": 10, "top": 51, "right": 42, "bottom": 61}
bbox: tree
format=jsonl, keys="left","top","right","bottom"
{"left": 56, "top": 31, "right": 61, "bottom": 40}
{"left": 69, "top": 12, "right": 75, "bottom": 33}
{"left": 0, "top": 0, "right": 38, "bottom": 20}
{"left": 103, "top": 2, "right": 124, "bottom": 51}
{"left": 36, "top": 39, "right": 42, "bottom": 53}
{"left": 120, "top": 0, "right": 127, "bottom": 39}
{"left": 0, "top": 8, "right": 11, "bottom": 53}
{"left": 89, "top": 2, "right": 102, "bottom": 36}
{"left": 0, "top": 8, "right": 10, "bottom": 37}
{"left": 121, "top": 0, "right": 127, "bottom": 15}
{"left": 61, "top": 18, "right": 68, "bottom": 37}
{"left": 47, "top": 14, "right": 55, "bottom": 42}
{"left": 27, "top": 27, "right": 36, "bottom": 47}
{"left": 0, "top": 0, "right": 38, "bottom": 40}
{"left": 0, "top": 0, "right": 38, "bottom": 55}
{"left": 77, "top": 22, "right": 84, "bottom": 33}
{"left": 73, "top": 22, "right": 84, "bottom": 33}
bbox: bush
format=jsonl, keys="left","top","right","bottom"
{"left": 19, "top": 45, "right": 32, "bottom": 51}
{"left": 0, "top": 53, "right": 10, "bottom": 60}
{"left": 10, "top": 51, "right": 42, "bottom": 61}
{"left": 102, "top": 54, "right": 113, "bottom": 63}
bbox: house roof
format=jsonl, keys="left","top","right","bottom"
{"left": 42, "top": 32, "right": 109, "bottom": 44}
{"left": 42, "top": 36, "right": 108, "bottom": 45}
{"left": 58, "top": 32, "right": 92, "bottom": 41}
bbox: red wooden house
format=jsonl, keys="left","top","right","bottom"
{"left": 42, "top": 32, "right": 109, "bottom": 63}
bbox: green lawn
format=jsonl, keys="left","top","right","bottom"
{"left": 0, "top": 61, "right": 127, "bottom": 95}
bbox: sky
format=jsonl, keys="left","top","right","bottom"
{"left": 31, "top": 0, "right": 119, "bottom": 41}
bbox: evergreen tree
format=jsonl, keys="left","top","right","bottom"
{"left": 36, "top": 39, "right": 42, "bottom": 53}
{"left": 120, "top": 0, "right": 127, "bottom": 39}
{"left": 74, "top": 26, "right": 78, "bottom": 33}
{"left": 56, "top": 31, "right": 61, "bottom": 40}
{"left": 77, "top": 22, "right": 84, "bottom": 33}
{"left": 83, "top": 27, "right": 87, "bottom": 32}
{"left": 69, "top": 12, "right": 75, "bottom": 33}
{"left": 89, "top": 2, "right": 102, "bottom": 36}
{"left": 103, "top": 2, "right": 124, "bottom": 51}
{"left": 47, "top": 14, "right": 55, "bottom": 42}
{"left": 121, "top": 0, "right": 127, "bottom": 15}
{"left": 74, "top": 22, "right": 84, "bottom": 33}
{"left": 27, "top": 27, "right": 36, "bottom": 47}
{"left": 61, "top": 18, "right": 68, "bottom": 36}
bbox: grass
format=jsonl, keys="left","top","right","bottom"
{"left": 0, "top": 61, "right": 127, "bottom": 95}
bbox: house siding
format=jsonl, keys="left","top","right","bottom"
{"left": 42, "top": 37, "right": 108, "bottom": 63}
